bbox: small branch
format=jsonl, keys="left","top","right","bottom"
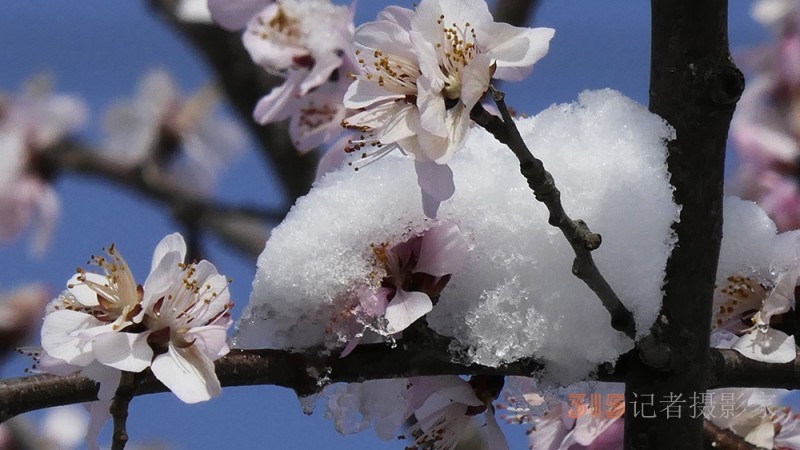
{"left": 39, "top": 139, "right": 279, "bottom": 259}
{"left": 110, "top": 371, "right": 140, "bottom": 450}
{"left": 707, "top": 348, "right": 800, "bottom": 389}
{"left": 470, "top": 90, "right": 636, "bottom": 339}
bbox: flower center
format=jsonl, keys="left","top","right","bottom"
{"left": 436, "top": 16, "right": 479, "bottom": 100}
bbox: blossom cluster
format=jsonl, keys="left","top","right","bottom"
{"left": 35, "top": 233, "right": 232, "bottom": 448}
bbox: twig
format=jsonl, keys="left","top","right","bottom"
{"left": 110, "top": 371, "right": 140, "bottom": 450}
{"left": 38, "top": 138, "right": 279, "bottom": 259}
{"left": 469, "top": 88, "right": 636, "bottom": 340}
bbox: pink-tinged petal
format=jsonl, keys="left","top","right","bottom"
{"left": 573, "top": 412, "right": 623, "bottom": 446}
{"left": 299, "top": 51, "right": 341, "bottom": 95}
{"left": 484, "top": 409, "right": 510, "bottom": 450}
{"left": 762, "top": 267, "right": 800, "bottom": 322}
{"left": 151, "top": 342, "right": 221, "bottom": 403}
{"left": 185, "top": 325, "right": 230, "bottom": 360}
{"left": 358, "top": 286, "right": 392, "bottom": 317}
{"left": 150, "top": 232, "right": 187, "bottom": 273}
{"left": 385, "top": 289, "right": 433, "bottom": 334}
{"left": 207, "top": 0, "right": 271, "bottom": 30}
{"left": 528, "top": 403, "right": 575, "bottom": 450}
{"left": 733, "top": 328, "right": 797, "bottom": 363}
{"left": 41, "top": 310, "right": 104, "bottom": 366}
{"left": 253, "top": 71, "right": 305, "bottom": 124}
{"left": 414, "top": 220, "right": 469, "bottom": 277}
{"left": 92, "top": 331, "right": 153, "bottom": 372}
{"left": 415, "top": 160, "right": 455, "bottom": 218}
{"left": 37, "top": 352, "right": 84, "bottom": 376}
{"left": 339, "top": 335, "right": 361, "bottom": 358}
{"left": 343, "top": 79, "right": 403, "bottom": 109}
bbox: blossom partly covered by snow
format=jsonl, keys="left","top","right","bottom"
{"left": 0, "top": 75, "right": 87, "bottom": 255}
{"left": 102, "top": 69, "right": 246, "bottom": 193}
{"left": 711, "top": 198, "right": 800, "bottom": 363}
{"left": 37, "top": 233, "right": 232, "bottom": 448}
{"left": 210, "top": 0, "right": 356, "bottom": 152}
{"left": 237, "top": 90, "right": 678, "bottom": 381}
{"left": 342, "top": 0, "right": 554, "bottom": 216}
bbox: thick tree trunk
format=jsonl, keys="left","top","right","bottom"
{"left": 624, "top": 1, "right": 743, "bottom": 449}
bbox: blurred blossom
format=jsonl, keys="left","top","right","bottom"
{"left": 175, "top": 0, "right": 213, "bottom": 23}
{"left": 341, "top": 0, "right": 554, "bottom": 217}
{"left": 34, "top": 233, "right": 233, "bottom": 449}
{"left": 0, "top": 284, "right": 48, "bottom": 360}
{"left": 730, "top": 0, "right": 800, "bottom": 230}
{"left": 102, "top": 69, "right": 246, "bottom": 194}
{"left": 0, "top": 405, "right": 88, "bottom": 450}
{"left": 0, "top": 75, "right": 87, "bottom": 255}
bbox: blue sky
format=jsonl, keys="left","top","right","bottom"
{"left": 0, "top": 1, "right": 769, "bottom": 448}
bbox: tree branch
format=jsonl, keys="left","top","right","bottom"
{"left": 492, "top": 0, "right": 542, "bottom": 27}
{"left": 110, "top": 371, "right": 140, "bottom": 450}
{"left": 39, "top": 138, "right": 280, "bottom": 259}
{"left": 625, "top": 1, "right": 744, "bottom": 448}
{"left": 470, "top": 92, "right": 636, "bottom": 340}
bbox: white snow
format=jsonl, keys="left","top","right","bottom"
{"left": 235, "top": 89, "right": 680, "bottom": 382}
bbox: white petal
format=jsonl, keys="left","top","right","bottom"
{"left": 150, "top": 232, "right": 187, "bottom": 273}
{"left": 41, "top": 310, "right": 103, "bottom": 366}
{"left": 30, "top": 183, "right": 59, "bottom": 257}
{"left": 762, "top": 266, "right": 800, "bottom": 322}
{"left": 299, "top": 51, "right": 341, "bottom": 95}
{"left": 415, "top": 75, "right": 448, "bottom": 137}
{"left": 354, "top": 21, "right": 415, "bottom": 61}
{"left": 385, "top": 289, "right": 433, "bottom": 333}
{"left": 151, "top": 342, "right": 221, "bottom": 403}
{"left": 484, "top": 409, "right": 510, "bottom": 450}
{"left": 377, "top": 5, "right": 414, "bottom": 30}
{"left": 84, "top": 398, "right": 112, "bottom": 450}
{"left": 66, "top": 273, "right": 102, "bottom": 307}
{"left": 414, "top": 220, "right": 469, "bottom": 276}
{"left": 733, "top": 328, "right": 797, "bottom": 363}
{"left": 744, "top": 420, "right": 777, "bottom": 447}
{"left": 485, "top": 25, "right": 555, "bottom": 79}
{"left": 92, "top": 331, "right": 153, "bottom": 372}
{"left": 343, "top": 79, "right": 403, "bottom": 109}
{"left": 460, "top": 53, "right": 493, "bottom": 110}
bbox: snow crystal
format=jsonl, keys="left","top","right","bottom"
{"left": 235, "top": 89, "right": 680, "bottom": 382}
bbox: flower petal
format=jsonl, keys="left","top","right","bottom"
{"left": 254, "top": 70, "right": 305, "bottom": 124}
{"left": 415, "top": 160, "right": 455, "bottom": 218}
{"left": 733, "top": 328, "right": 797, "bottom": 363}
{"left": 207, "top": 0, "right": 271, "bottom": 30}
{"left": 414, "top": 220, "right": 469, "bottom": 276}
{"left": 151, "top": 342, "right": 221, "bottom": 403}
{"left": 484, "top": 409, "right": 510, "bottom": 450}
{"left": 150, "top": 232, "right": 187, "bottom": 273}
{"left": 385, "top": 289, "right": 433, "bottom": 333}
{"left": 92, "top": 331, "right": 153, "bottom": 372}
{"left": 41, "top": 310, "right": 104, "bottom": 366}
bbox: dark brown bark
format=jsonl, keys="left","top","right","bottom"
{"left": 625, "top": 1, "right": 744, "bottom": 449}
